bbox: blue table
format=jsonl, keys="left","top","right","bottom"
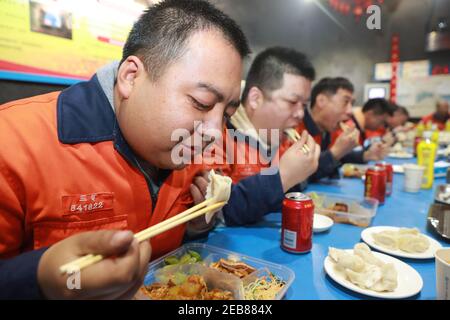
{"left": 200, "top": 159, "right": 449, "bottom": 300}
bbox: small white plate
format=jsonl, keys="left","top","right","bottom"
{"left": 324, "top": 249, "right": 423, "bottom": 299}
{"left": 313, "top": 214, "right": 334, "bottom": 233}
{"left": 388, "top": 152, "right": 413, "bottom": 159}
{"left": 392, "top": 164, "right": 404, "bottom": 174}
{"left": 361, "top": 226, "right": 442, "bottom": 259}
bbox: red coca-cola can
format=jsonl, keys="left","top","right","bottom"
{"left": 281, "top": 192, "right": 314, "bottom": 254}
{"left": 376, "top": 162, "right": 393, "bottom": 196}
{"left": 365, "top": 166, "right": 386, "bottom": 205}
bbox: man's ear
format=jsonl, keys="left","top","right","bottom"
{"left": 247, "top": 87, "right": 264, "bottom": 110}
{"left": 116, "top": 56, "right": 145, "bottom": 99}
{"left": 315, "top": 94, "right": 328, "bottom": 111}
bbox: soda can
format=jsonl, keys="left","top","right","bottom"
{"left": 376, "top": 162, "right": 393, "bottom": 196}
{"left": 365, "top": 166, "right": 386, "bottom": 205}
{"left": 281, "top": 192, "right": 314, "bottom": 254}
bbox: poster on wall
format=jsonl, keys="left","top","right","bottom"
{"left": 0, "top": 0, "right": 155, "bottom": 84}
{"left": 397, "top": 75, "right": 450, "bottom": 118}
{"left": 374, "top": 60, "right": 431, "bottom": 81}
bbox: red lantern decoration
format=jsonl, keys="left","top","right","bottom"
{"left": 327, "top": 0, "right": 383, "bottom": 22}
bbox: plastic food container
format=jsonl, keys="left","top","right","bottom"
{"left": 434, "top": 184, "right": 450, "bottom": 205}
{"left": 137, "top": 243, "right": 295, "bottom": 300}
{"left": 308, "top": 192, "right": 378, "bottom": 228}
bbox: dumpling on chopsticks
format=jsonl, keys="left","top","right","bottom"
{"left": 204, "top": 170, "right": 232, "bottom": 223}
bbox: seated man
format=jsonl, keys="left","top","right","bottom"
{"left": 365, "top": 103, "right": 411, "bottom": 145}
{"left": 191, "top": 47, "right": 320, "bottom": 226}
{"left": 387, "top": 105, "right": 410, "bottom": 132}
{"left": 421, "top": 100, "right": 450, "bottom": 131}
{"left": 296, "top": 77, "right": 388, "bottom": 181}
{"left": 0, "top": 0, "right": 251, "bottom": 299}
{"left": 346, "top": 98, "right": 394, "bottom": 145}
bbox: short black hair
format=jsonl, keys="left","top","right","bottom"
{"left": 241, "top": 47, "right": 315, "bottom": 102}
{"left": 121, "top": 0, "right": 250, "bottom": 80}
{"left": 390, "top": 103, "right": 409, "bottom": 118}
{"left": 362, "top": 98, "right": 394, "bottom": 116}
{"left": 310, "top": 77, "right": 354, "bottom": 108}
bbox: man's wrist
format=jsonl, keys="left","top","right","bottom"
{"left": 330, "top": 146, "right": 343, "bottom": 161}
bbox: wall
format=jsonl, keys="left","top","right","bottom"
{"left": 213, "top": 0, "right": 450, "bottom": 104}
{"left": 0, "top": 0, "right": 449, "bottom": 105}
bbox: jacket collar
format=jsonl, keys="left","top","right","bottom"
{"left": 303, "top": 107, "right": 322, "bottom": 137}
{"left": 57, "top": 75, "right": 137, "bottom": 166}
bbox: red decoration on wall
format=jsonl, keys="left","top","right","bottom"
{"left": 390, "top": 35, "right": 400, "bottom": 103}
{"left": 327, "top": 0, "right": 382, "bottom": 22}
{"left": 432, "top": 65, "right": 450, "bottom": 75}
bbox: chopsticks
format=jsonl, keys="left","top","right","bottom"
{"left": 59, "top": 199, "right": 226, "bottom": 275}
{"left": 285, "top": 129, "right": 310, "bottom": 155}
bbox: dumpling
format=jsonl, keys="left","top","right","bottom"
{"left": 205, "top": 170, "right": 232, "bottom": 223}
{"left": 372, "top": 231, "right": 398, "bottom": 250}
{"left": 397, "top": 234, "right": 430, "bottom": 253}
{"left": 328, "top": 247, "right": 365, "bottom": 272}
{"left": 372, "top": 228, "right": 430, "bottom": 254}
{"left": 370, "top": 263, "right": 398, "bottom": 292}
{"left": 345, "top": 264, "right": 382, "bottom": 289}
{"left": 354, "top": 243, "right": 384, "bottom": 267}
{"left": 327, "top": 244, "right": 398, "bottom": 293}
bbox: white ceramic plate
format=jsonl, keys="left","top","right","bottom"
{"left": 361, "top": 226, "right": 442, "bottom": 259}
{"left": 313, "top": 214, "right": 334, "bottom": 233}
{"left": 388, "top": 152, "right": 414, "bottom": 159}
{"left": 324, "top": 249, "right": 423, "bottom": 299}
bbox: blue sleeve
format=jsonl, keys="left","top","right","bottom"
{"left": 0, "top": 248, "right": 47, "bottom": 299}
{"left": 222, "top": 171, "right": 285, "bottom": 226}
{"left": 309, "top": 150, "right": 341, "bottom": 181}
{"left": 341, "top": 150, "right": 366, "bottom": 164}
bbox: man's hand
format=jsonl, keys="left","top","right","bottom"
{"left": 279, "top": 130, "right": 321, "bottom": 192}
{"left": 188, "top": 170, "right": 217, "bottom": 233}
{"left": 363, "top": 142, "right": 389, "bottom": 162}
{"left": 330, "top": 127, "right": 360, "bottom": 160}
{"left": 382, "top": 131, "right": 396, "bottom": 147}
{"left": 37, "top": 230, "right": 151, "bottom": 300}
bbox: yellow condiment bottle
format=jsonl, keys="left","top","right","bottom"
{"left": 417, "top": 131, "right": 437, "bottom": 189}
{"left": 446, "top": 119, "right": 450, "bottom": 132}
{"left": 416, "top": 122, "right": 425, "bottom": 137}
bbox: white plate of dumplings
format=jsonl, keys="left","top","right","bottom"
{"left": 361, "top": 226, "right": 442, "bottom": 259}
{"left": 324, "top": 243, "right": 423, "bottom": 299}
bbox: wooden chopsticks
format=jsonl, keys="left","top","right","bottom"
{"left": 59, "top": 199, "right": 226, "bottom": 275}
{"left": 284, "top": 129, "right": 310, "bottom": 155}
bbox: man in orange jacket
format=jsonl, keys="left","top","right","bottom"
{"left": 296, "top": 78, "right": 388, "bottom": 181}
{"left": 189, "top": 47, "right": 320, "bottom": 226}
{"left": 0, "top": 0, "right": 250, "bottom": 299}
{"left": 420, "top": 100, "right": 450, "bottom": 131}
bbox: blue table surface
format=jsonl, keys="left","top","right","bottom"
{"left": 197, "top": 158, "right": 450, "bottom": 300}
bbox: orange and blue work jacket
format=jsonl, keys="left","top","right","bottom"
{"left": 0, "top": 72, "right": 198, "bottom": 298}
{"left": 0, "top": 67, "right": 291, "bottom": 299}
{"left": 295, "top": 108, "right": 365, "bottom": 181}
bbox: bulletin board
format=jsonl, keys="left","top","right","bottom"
{"left": 0, "top": 0, "right": 150, "bottom": 84}
{"left": 397, "top": 75, "right": 450, "bottom": 118}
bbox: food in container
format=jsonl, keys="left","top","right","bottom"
{"left": 137, "top": 243, "right": 295, "bottom": 300}
{"left": 308, "top": 192, "right": 378, "bottom": 227}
